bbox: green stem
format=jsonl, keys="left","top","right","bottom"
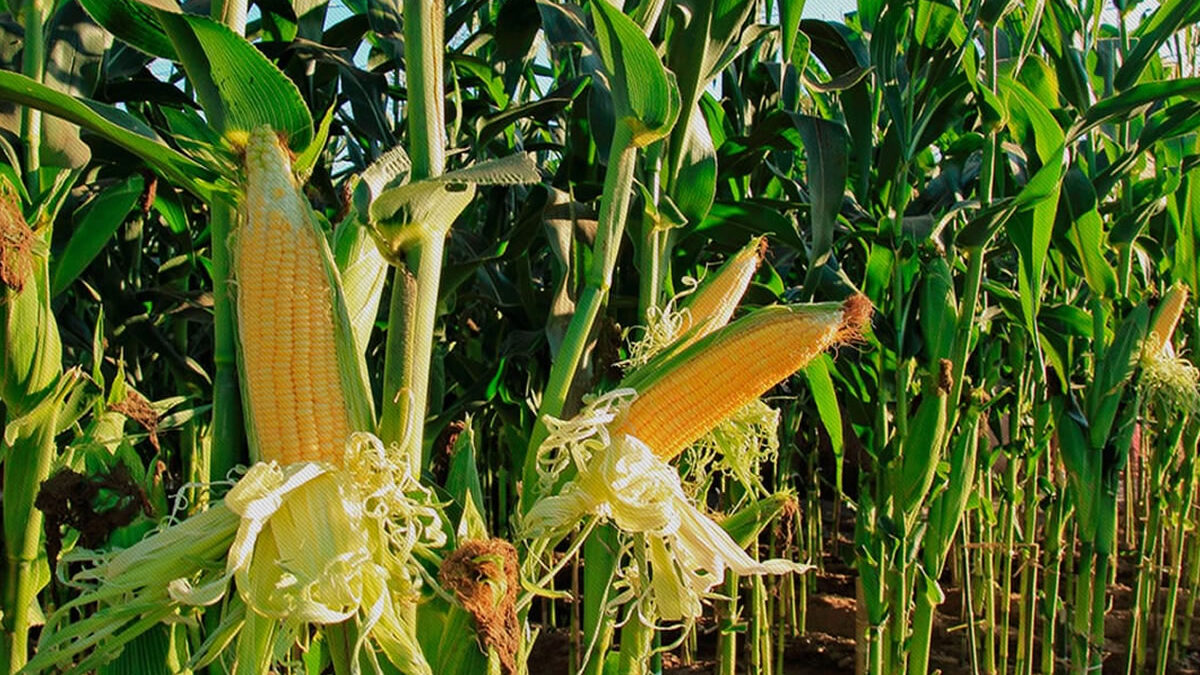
{"left": 718, "top": 572, "right": 739, "bottom": 675}
{"left": 1040, "top": 490, "right": 1067, "bottom": 675}
{"left": 521, "top": 121, "right": 639, "bottom": 509}
{"left": 750, "top": 575, "right": 770, "bottom": 675}
{"left": 1180, "top": 511, "right": 1200, "bottom": 654}
{"left": 20, "top": 0, "right": 47, "bottom": 195}
{"left": 1089, "top": 549, "right": 1112, "bottom": 673}
{"left": 1128, "top": 458, "right": 1166, "bottom": 675}
{"left": 209, "top": 198, "right": 243, "bottom": 477}
{"left": 2, "top": 375, "right": 70, "bottom": 672}
{"left": 1071, "top": 539, "right": 1094, "bottom": 674}
{"left": 949, "top": 246, "right": 984, "bottom": 408}
{"left": 1015, "top": 452, "right": 1040, "bottom": 675}
{"left": 404, "top": 0, "right": 446, "bottom": 182}
{"left": 1156, "top": 423, "right": 1200, "bottom": 675}
{"left": 909, "top": 570, "right": 938, "bottom": 675}
{"left": 637, "top": 221, "right": 663, "bottom": 322}
{"left": 617, "top": 537, "right": 654, "bottom": 675}
{"left": 581, "top": 525, "right": 619, "bottom": 675}
{"left": 981, "top": 469, "right": 996, "bottom": 675}
{"left": 999, "top": 449, "right": 1019, "bottom": 673}
{"left": 210, "top": 0, "right": 247, "bottom": 32}
{"left": 381, "top": 235, "right": 446, "bottom": 469}
{"left": 961, "top": 521, "right": 981, "bottom": 675}
{"left": 379, "top": 0, "right": 447, "bottom": 465}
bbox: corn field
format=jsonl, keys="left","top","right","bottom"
{"left": 1, "top": 0, "right": 1199, "bottom": 673}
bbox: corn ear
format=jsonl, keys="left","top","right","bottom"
{"left": 720, "top": 492, "right": 797, "bottom": 549}
{"left": 0, "top": 179, "right": 60, "bottom": 410}
{"left": 1145, "top": 282, "right": 1188, "bottom": 358}
{"left": 899, "top": 359, "right": 952, "bottom": 515}
{"left": 678, "top": 236, "right": 765, "bottom": 340}
{"left": 612, "top": 294, "right": 871, "bottom": 459}
{"left": 923, "top": 390, "right": 983, "bottom": 572}
{"left": 235, "top": 126, "right": 373, "bottom": 465}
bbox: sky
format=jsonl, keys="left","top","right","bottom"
{"left": 317, "top": 0, "right": 1152, "bottom": 36}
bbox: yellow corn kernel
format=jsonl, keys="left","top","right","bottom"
{"left": 612, "top": 294, "right": 871, "bottom": 459}
{"left": 679, "top": 237, "right": 765, "bottom": 339}
{"left": 1146, "top": 282, "right": 1188, "bottom": 358}
{"left": 236, "top": 127, "right": 351, "bottom": 466}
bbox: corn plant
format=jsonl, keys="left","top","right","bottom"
{"left": 4, "top": 0, "right": 1200, "bottom": 674}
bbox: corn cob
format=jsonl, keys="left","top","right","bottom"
{"left": 236, "top": 126, "right": 370, "bottom": 465}
{"left": 679, "top": 236, "right": 765, "bottom": 339}
{"left": 612, "top": 294, "right": 871, "bottom": 460}
{"left": 1145, "top": 282, "right": 1188, "bottom": 358}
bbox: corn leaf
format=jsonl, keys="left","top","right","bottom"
{"left": 793, "top": 114, "right": 849, "bottom": 298}
{"left": 0, "top": 71, "right": 218, "bottom": 201}
{"left": 1073, "top": 77, "right": 1200, "bottom": 143}
{"left": 721, "top": 493, "right": 795, "bottom": 549}
{"left": 590, "top": 0, "right": 680, "bottom": 145}
{"left": 1113, "top": 0, "right": 1200, "bottom": 91}
{"left": 158, "top": 12, "right": 313, "bottom": 150}
{"left": 445, "top": 420, "right": 486, "bottom": 523}
{"left": 51, "top": 175, "right": 144, "bottom": 298}
{"left": 804, "top": 355, "right": 845, "bottom": 491}
{"left": 1059, "top": 168, "right": 1117, "bottom": 299}
{"left": 77, "top": 0, "right": 176, "bottom": 59}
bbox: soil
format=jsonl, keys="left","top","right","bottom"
{"left": 527, "top": 544, "right": 1200, "bottom": 675}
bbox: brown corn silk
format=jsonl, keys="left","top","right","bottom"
{"left": 438, "top": 538, "right": 521, "bottom": 675}
{"left": 0, "top": 179, "right": 32, "bottom": 292}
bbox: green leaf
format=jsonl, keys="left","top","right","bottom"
{"left": 590, "top": 0, "right": 680, "bottom": 144}
{"left": 368, "top": 154, "right": 537, "bottom": 258}
{"left": 496, "top": 0, "right": 541, "bottom": 60}
{"left": 1072, "top": 77, "right": 1200, "bottom": 142}
{"left": 477, "top": 77, "right": 588, "bottom": 143}
{"left": 1059, "top": 168, "right": 1117, "bottom": 298}
{"left": 1054, "top": 398, "right": 1095, "bottom": 535}
{"left": 721, "top": 493, "right": 797, "bottom": 549}
{"left": 151, "top": 182, "right": 188, "bottom": 235}
{"left": 77, "top": 0, "right": 175, "bottom": 59}
{"left": 1001, "top": 74, "right": 1065, "bottom": 164}
{"left": 445, "top": 420, "right": 486, "bottom": 522}
{"left": 41, "top": 2, "right": 113, "bottom": 170}
{"left": 370, "top": 181, "right": 476, "bottom": 257}
{"left": 333, "top": 216, "right": 389, "bottom": 358}
{"left": 294, "top": 103, "right": 337, "bottom": 180}
{"left": 780, "top": 0, "right": 806, "bottom": 64}
{"left": 792, "top": 114, "right": 848, "bottom": 298}
{"left": 672, "top": 102, "right": 718, "bottom": 225}
{"left": 1004, "top": 149, "right": 1065, "bottom": 339}
{"left": 914, "top": 0, "right": 959, "bottom": 48}
{"left": 52, "top": 175, "right": 145, "bottom": 297}
{"left": 919, "top": 254, "right": 957, "bottom": 363}
{"left": 0, "top": 71, "right": 218, "bottom": 201}
{"left": 160, "top": 12, "right": 313, "bottom": 150}
{"left": 804, "top": 355, "right": 844, "bottom": 491}
{"left": 1114, "top": 0, "right": 1200, "bottom": 91}
{"left": 924, "top": 402, "right": 980, "bottom": 568}
{"left": 691, "top": 200, "right": 806, "bottom": 251}
{"left": 664, "top": 0, "right": 759, "bottom": 167}
{"left": 800, "top": 20, "right": 871, "bottom": 199}
{"left": 1086, "top": 302, "right": 1149, "bottom": 451}
{"left": 96, "top": 623, "right": 174, "bottom": 675}
{"left": 1138, "top": 100, "right": 1200, "bottom": 149}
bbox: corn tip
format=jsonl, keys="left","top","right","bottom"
{"left": 838, "top": 294, "right": 873, "bottom": 343}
